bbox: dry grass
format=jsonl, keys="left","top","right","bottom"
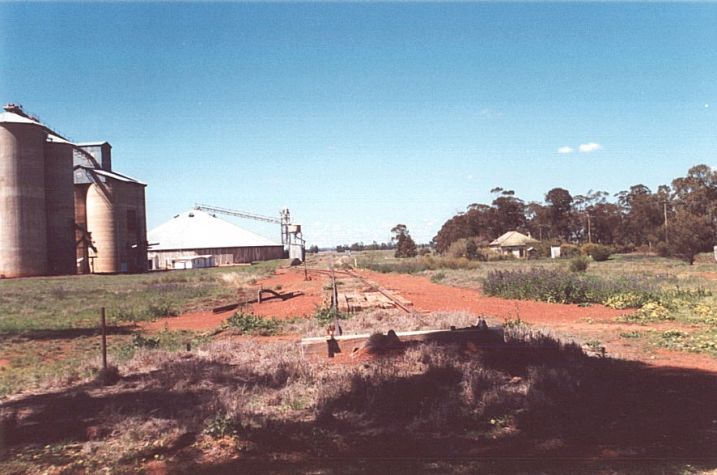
{"left": 282, "top": 309, "right": 490, "bottom": 338}
{"left": 2, "top": 311, "right": 716, "bottom": 473}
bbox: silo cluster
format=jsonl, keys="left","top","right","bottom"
{"left": 0, "top": 104, "right": 147, "bottom": 278}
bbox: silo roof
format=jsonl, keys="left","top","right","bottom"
{"left": 1, "top": 108, "right": 70, "bottom": 142}
{"left": 148, "top": 210, "right": 281, "bottom": 251}
{"left": 0, "top": 110, "right": 44, "bottom": 126}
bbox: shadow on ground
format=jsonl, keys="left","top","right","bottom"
{"left": 2, "top": 329, "right": 716, "bottom": 474}
{"left": 0, "top": 325, "right": 138, "bottom": 342}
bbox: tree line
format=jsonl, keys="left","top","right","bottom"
{"left": 432, "top": 164, "right": 717, "bottom": 264}
{"left": 333, "top": 241, "right": 397, "bottom": 253}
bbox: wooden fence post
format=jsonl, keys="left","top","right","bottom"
{"left": 100, "top": 307, "right": 108, "bottom": 371}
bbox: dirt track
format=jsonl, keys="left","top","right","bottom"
{"left": 145, "top": 267, "right": 717, "bottom": 373}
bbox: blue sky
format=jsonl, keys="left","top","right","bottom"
{"left": 1, "top": 2, "right": 715, "bottom": 246}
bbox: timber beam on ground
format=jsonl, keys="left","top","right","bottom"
{"left": 300, "top": 326, "right": 504, "bottom": 358}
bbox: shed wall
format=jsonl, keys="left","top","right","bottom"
{"left": 148, "top": 246, "right": 284, "bottom": 270}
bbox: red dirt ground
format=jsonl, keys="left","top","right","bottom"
{"left": 355, "top": 269, "right": 625, "bottom": 323}
{"left": 249, "top": 268, "right": 326, "bottom": 318}
{"left": 141, "top": 309, "right": 237, "bottom": 332}
{"left": 144, "top": 267, "right": 717, "bottom": 372}
{"left": 141, "top": 269, "right": 326, "bottom": 331}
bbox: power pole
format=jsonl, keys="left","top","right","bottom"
{"left": 586, "top": 214, "right": 593, "bottom": 244}
{"left": 663, "top": 201, "right": 669, "bottom": 245}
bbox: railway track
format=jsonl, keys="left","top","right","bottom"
{"left": 304, "top": 267, "right": 413, "bottom": 313}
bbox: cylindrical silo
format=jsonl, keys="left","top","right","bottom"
{"left": 74, "top": 185, "right": 90, "bottom": 274}
{"left": 86, "top": 182, "right": 118, "bottom": 273}
{"left": 0, "top": 122, "right": 49, "bottom": 277}
{"left": 44, "top": 140, "right": 76, "bottom": 275}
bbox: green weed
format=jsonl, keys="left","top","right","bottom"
{"left": 314, "top": 306, "right": 351, "bottom": 325}
{"left": 223, "top": 312, "right": 282, "bottom": 336}
{"left": 204, "top": 413, "right": 239, "bottom": 439}
{"left": 653, "top": 329, "right": 717, "bottom": 356}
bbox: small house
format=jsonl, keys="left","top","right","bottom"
{"left": 489, "top": 231, "right": 539, "bottom": 259}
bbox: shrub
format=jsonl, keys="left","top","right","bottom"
{"left": 445, "top": 238, "right": 487, "bottom": 261}
{"left": 357, "top": 255, "right": 481, "bottom": 273}
{"left": 314, "top": 306, "right": 350, "bottom": 325}
{"left": 483, "top": 269, "right": 593, "bottom": 304}
{"left": 568, "top": 256, "right": 590, "bottom": 273}
{"left": 133, "top": 334, "right": 160, "bottom": 349}
{"left": 534, "top": 241, "right": 559, "bottom": 258}
{"left": 618, "top": 302, "right": 674, "bottom": 323}
{"left": 612, "top": 243, "right": 636, "bottom": 254}
{"left": 590, "top": 245, "right": 612, "bottom": 262}
{"left": 204, "top": 413, "right": 239, "bottom": 439}
{"left": 603, "top": 292, "right": 652, "bottom": 309}
{"left": 581, "top": 244, "right": 612, "bottom": 262}
{"left": 483, "top": 268, "right": 664, "bottom": 305}
{"left": 559, "top": 244, "right": 581, "bottom": 258}
{"left": 147, "top": 301, "right": 179, "bottom": 318}
{"left": 485, "top": 249, "right": 515, "bottom": 261}
{"left": 655, "top": 241, "right": 670, "bottom": 257}
{"left": 224, "top": 312, "right": 282, "bottom": 336}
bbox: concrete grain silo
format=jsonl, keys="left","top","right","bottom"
{"left": 44, "top": 137, "right": 77, "bottom": 275}
{"left": 0, "top": 103, "right": 148, "bottom": 277}
{"left": 85, "top": 182, "right": 118, "bottom": 273}
{"left": 75, "top": 143, "right": 147, "bottom": 274}
{"left": 0, "top": 108, "right": 49, "bottom": 277}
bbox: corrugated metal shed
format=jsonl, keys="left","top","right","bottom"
{"left": 149, "top": 210, "right": 280, "bottom": 251}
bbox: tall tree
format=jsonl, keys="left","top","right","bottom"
{"left": 672, "top": 164, "right": 717, "bottom": 229}
{"left": 616, "top": 184, "right": 664, "bottom": 246}
{"left": 525, "top": 201, "right": 551, "bottom": 241}
{"left": 667, "top": 209, "right": 714, "bottom": 264}
{"left": 488, "top": 189, "right": 527, "bottom": 237}
{"left": 545, "top": 187, "right": 574, "bottom": 241}
{"left": 392, "top": 224, "right": 417, "bottom": 258}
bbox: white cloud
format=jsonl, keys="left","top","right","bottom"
{"left": 557, "top": 146, "right": 574, "bottom": 154}
{"left": 578, "top": 142, "right": 602, "bottom": 153}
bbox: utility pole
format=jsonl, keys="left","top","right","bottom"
{"left": 663, "top": 201, "right": 669, "bottom": 245}
{"left": 586, "top": 214, "right": 593, "bottom": 244}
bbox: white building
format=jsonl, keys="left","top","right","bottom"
{"left": 147, "top": 210, "right": 284, "bottom": 270}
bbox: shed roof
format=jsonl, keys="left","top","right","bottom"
{"left": 93, "top": 168, "right": 145, "bottom": 185}
{"left": 47, "top": 133, "right": 72, "bottom": 144}
{"left": 490, "top": 231, "right": 539, "bottom": 247}
{"left": 148, "top": 210, "right": 281, "bottom": 251}
{"left": 76, "top": 141, "right": 111, "bottom": 147}
{"left": 73, "top": 166, "right": 145, "bottom": 186}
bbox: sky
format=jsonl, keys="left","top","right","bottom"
{"left": 1, "top": 2, "right": 716, "bottom": 247}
